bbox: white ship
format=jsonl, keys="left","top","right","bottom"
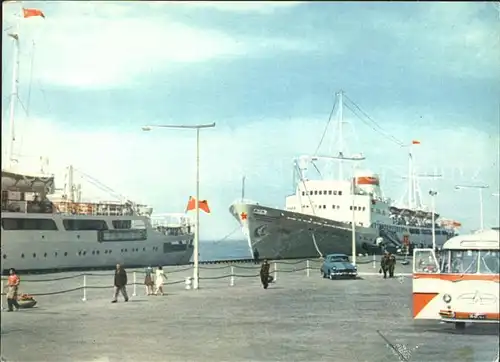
{"left": 229, "top": 91, "right": 461, "bottom": 260}
{"left": 1, "top": 11, "right": 193, "bottom": 273}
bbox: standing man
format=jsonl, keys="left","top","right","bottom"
{"left": 253, "top": 248, "right": 260, "bottom": 264}
{"left": 388, "top": 252, "right": 397, "bottom": 278}
{"left": 6, "top": 268, "right": 21, "bottom": 312}
{"left": 111, "top": 264, "right": 129, "bottom": 303}
{"left": 380, "top": 252, "right": 390, "bottom": 279}
{"left": 260, "top": 259, "right": 272, "bottom": 289}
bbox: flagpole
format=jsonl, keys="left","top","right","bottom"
{"left": 141, "top": 122, "right": 216, "bottom": 291}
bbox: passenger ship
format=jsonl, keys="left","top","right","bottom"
{"left": 1, "top": 18, "right": 193, "bottom": 273}
{"left": 1, "top": 167, "right": 194, "bottom": 273}
{"left": 229, "top": 91, "right": 460, "bottom": 260}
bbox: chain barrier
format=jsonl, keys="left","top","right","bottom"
{"left": 1, "top": 256, "right": 403, "bottom": 308}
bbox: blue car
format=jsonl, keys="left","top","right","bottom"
{"left": 320, "top": 253, "right": 358, "bottom": 279}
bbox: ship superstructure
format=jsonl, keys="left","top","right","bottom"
{"left": 1, "top": 8, "right": 193, "bottom": 272}
{"left": 229, "top": 91, "right": 460, "bottom": 260}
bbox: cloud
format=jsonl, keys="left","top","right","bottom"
{"left": 3, "top": 108, "right": 498, "bottom": 240}
{"left": 169, "top": 1, "right": 303, "bottom": 14}
{"left": 2, "top": 2, "right": 308, "bottom": 90}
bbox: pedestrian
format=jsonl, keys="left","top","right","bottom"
{"left": 6, "top": 268, "right": 21, "bottom": 312}
{"left": 388, "top": 252, "right": 397, "bottom": 278}
{"left": 253, "top": 248, "right": 260, "bottom": 264}
{"left": 144, "top": 266, "right": 154, "bottom": 295}
{"left": 379, "top": 252, "right": 390, "bottom": 279}
{"left": 260, "top": 259, "right": 272, "bottom": 289}
{"left": 111, "top": 264, "right": 129, "bottom": 303}
{"left": 154, "top": 266, "right": 167, "bottom": 296}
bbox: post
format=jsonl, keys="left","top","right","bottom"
{"left": 1, "top": 279, "right": 4, "bottom": 310}
{"left": 479, "top": 188, "right": 484, "bottom": 231}
{"left": 431, "top": 193, "right": 436, "bottom": 250}
{"left": 274, "top": 262, "right": 278, "bottom": 282}
{"left": 193, "top": 128, "right": 200, "bottom": 290}
{"left": 372, "top": 254, "right": 376, "bottom": 269}
{"left": 306, "top": 260, "right": 310, "bottom": 277}
{"left": 230, "top": 266, "right": 235, "bottom": 286}
{"left": 82, "top": 274, "right": 87, "bottom": 302}
{"left": 132, "top": 271, "right": 137, "bottom": 297}
{"left": 351, "top": 171, "right": 357, "bottom": 266}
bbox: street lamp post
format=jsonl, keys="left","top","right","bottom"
{"left": 429, "top": 190, "right": 438, "bottom": 250}
{"left": 142, "top": 122, "right": 216, "bottom": 290}
{"left": 454, "top": 184, "right": 489, "bottom": 231}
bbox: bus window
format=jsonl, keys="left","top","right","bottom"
{"left": 449, "top": 250, "right": 479, "bottom": 274}
{"left": 413, "top": 249, "right": 439, "bottom": 273}
{"left": 440, "top": 250, "right": 451, "bottom": 273}
{"left": 479, "top": 250, "right": 500, "bottom": 274}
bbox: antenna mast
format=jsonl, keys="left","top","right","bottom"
{"left": 337, "top": 91, "right": 344, "bottom": 180}
{"left": 6, "top": 8, "right": 21, "bottom": 169}
{"left": 408, "top": 146, "right": 414, "bottom": 209}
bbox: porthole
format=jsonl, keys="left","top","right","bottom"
{"left": 92, "top": 251, "right": 95, "bottom": 255}
{"left": 55, "top": 252, "right": 58, "bottom": 257}
{"left": 64, "top": 252, "right": 68, "bottom": 256}
{"left": 44, "top": 252, "right": 47, "bottom": 257}
{"left": 33, "top": 253, "right": 36, "bottom": 258}
{"left": 83, "top": 251, "right": 87, "bottom": 256}
{"left": 21, "top": 253, "right": 25, "bottom": 258}
{"left": 143, "top": 247, "right": 146, "bottom": 252}
{"left": 2, "top": 254, "right": 6, "bottom": 259}
{"left": 125, "top": 249, "right": 128, "bottom": 252}
{"left": 96, "top": 250, "right": 100, "bottom": 255}
{"left": 78, "top": 251, "right": 82, "bottom": 256}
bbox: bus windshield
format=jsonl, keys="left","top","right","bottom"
{"left": 440, "top": 249, "right": 499, "bottom": 274}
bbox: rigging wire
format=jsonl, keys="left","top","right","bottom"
{"left": 343, "top": 97, "right": 405, "bottom": 147}
{"left": 26, "top": 40, "right": 36, "bottom": 117}
{"left": 213, "top": 226, "right": 241, "bottom": 244}
{"left": 314, "top": 95, "right": 338, "bottom": 155}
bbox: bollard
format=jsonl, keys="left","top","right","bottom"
{"left": 274, "top": 262, "right": 278, "bottom": 282}
{"left": 230, "top": 266, "right": 235, "bottom": 287}
{"left": 82, "top": 274, "right": 87, "bottom": 302}
{"left": 185, "top": 277, "right": 192, "bottom": 290}
{"left": 372, "top": 254, "right": 376, "bottom": 269}
{"left": 306, "top": 260, "right": 310, "bottom": 277}
{"left": 1, "top": 279, "right": 3, "bottom": 311}
{"left": 132, "top": 271, "right": 137, "bottom": 297}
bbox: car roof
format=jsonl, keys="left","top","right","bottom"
{"left": 326, "top": 253, "right": 348, "bottom": 257}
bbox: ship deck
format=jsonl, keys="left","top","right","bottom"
{"left": 1, "top": 261, "right": 498, "bottom": 362}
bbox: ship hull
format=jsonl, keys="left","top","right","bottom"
{"left": 229, "top": 202, "right": 385, "bottom": 260}
{"left": 1, "top": 227, "right": 194, "bottom": 274}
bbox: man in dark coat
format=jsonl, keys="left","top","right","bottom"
{"left": 380, "top": 252, "right": 390, "bottom": 279}
{"left": 260, "top": 259, "right": 273, "bottom": 289}
{"left": 111, "top": 263, "right": 129, "bottom": 303}
{"left": 388, "top": 252, "right": 397, "bottom": 278}
{"left": 253, "top": 248, "right": 260, "bottom": 264}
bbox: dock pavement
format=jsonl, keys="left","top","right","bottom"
{"left": 1, "top": 259, "right": 498, "bottom": 362}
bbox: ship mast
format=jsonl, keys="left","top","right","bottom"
{"left": 338, "top": 91, "right": 344, "bottom": 180}
{"left": 6, "top": 9, "right": 21, "bottom": 170}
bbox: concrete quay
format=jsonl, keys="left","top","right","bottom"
{"left": 1, "top": 259, "right": 498, "bottom": 362}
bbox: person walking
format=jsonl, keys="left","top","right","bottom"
{"left": 388, "top": 252, "right": 397, "bottom": 278}
{"left": 260, "top": 259, "right": 272, "bottom": 289}
{"left": 154, "top": 266, "right": 167, "bottom": 296}
{"left": 6, "top": 268, "right": 21, "bottom": 312}
{"left": 253, "top": 248, "right": 260, "bottom": 264}
{"left": 111, "top": 264, "right": 129, "bottom": 303}
{"left": 144, "top": 266, "right": 154, "bottom": 295}
{"left": 380, "top": 252, "right": 390, "bottom": 279}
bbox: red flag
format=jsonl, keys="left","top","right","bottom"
{"left": 23, "top": 8, "right": 45, "bottom": 19}
{"left": 412, "top": 140, "right": 421, "bottom": 145}
{"left": 185, "top": 197, "right": 211, "bottom": 214}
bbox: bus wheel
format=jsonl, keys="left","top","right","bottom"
{"left": 455, "top": 322, "right": 466, "bottom": 330}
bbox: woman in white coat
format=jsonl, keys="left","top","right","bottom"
{"left": 154, "top": 266, "right": 167, "bottom": 295}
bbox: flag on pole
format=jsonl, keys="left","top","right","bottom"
{"left": 411, "top": 140, "right": 421, "bottom": 145}
{"left": 185, "top": 196, "right": 211, "bottom": 214}
{"left": 23, "top": 8, "right": 45, "bottom": 19}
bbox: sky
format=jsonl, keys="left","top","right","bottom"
{"left": 2, "top": 1, "right": 499, "bottom": 241}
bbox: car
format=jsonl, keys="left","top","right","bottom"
{"left": 320, "top": 253, "right": 358, "bottom": 279}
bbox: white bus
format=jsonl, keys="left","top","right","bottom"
{"left": 412, "top": 228, "right": 499, "bottom": 329}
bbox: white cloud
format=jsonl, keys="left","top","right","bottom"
{"left": 2, "top": 2, "right": 307, "bottom": 90}
{"left": 3, "top": 111, "right": 498, "bottom": 240}
{"left": 167, "top": 1, "right": 303, "bottom": 14}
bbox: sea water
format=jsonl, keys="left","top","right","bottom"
{"left": 199, "top": 239, "right": 250, "bottom": 261}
